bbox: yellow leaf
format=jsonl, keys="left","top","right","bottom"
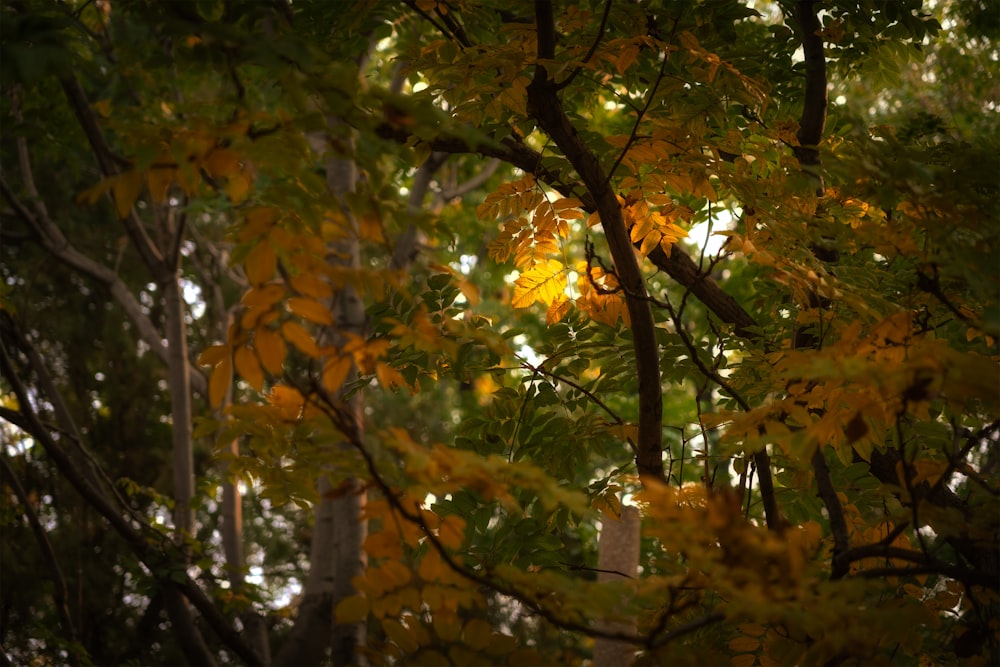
{"left": 234, "top": 345, "right": 264, "bottom": 391}
{"left": 281, "top": 321, "right": 321, "bottom": 357}
{"left": 225, "top": 173, "right": 251, "bottom": 204}
{"left": 512, "top": 259, "right": 566, "bottom": 308}
{"left": 254, "top": 328, "right": 286, "bottom": 375}
{"left": 376, "top": 362, "right": 407, "bottom": 392}
{"left": 730, "top": 654, "right": 756, "bottom": 667}
{"left": 197, "top": 344, "right": 230, "bottom": 367}
{"left": 111, "top": 171, "right": 144, "bottom": 218}
{"left": 335, "top": 595, "right": 370, "bottom": 624}
{"left": 545, "top": 295, "right": 571, "bottom": 325}
{"left": 289, "top": 273, "right": 334, "bottom": 299}
{"left": 145, "top": 167, "right": 176, "bottom": 203}
{"left": 462, "top": 619, "right": 492, "bottom": 651}
{"left": 288, "top": 297, "right": 334, "bottom": 326}
{"left": 209, "top": 357, "right": 232, "bottom": 408}
{"left": 728, "top": 636, "right": 760, "bottom": 653}
{"left": 639, "top": 229, "right": 662, "bottom": 256}
{"left": 245, "top": 243, "right": 276, "bottom": 286}
{"left": 239, "top": 207, "right": 278, "bottom": 242}
{"left": 323, "top": 355, "right": 353, "bottom": 394}
{"left": 242, "top": 284, "right": 285, "bottom": 308}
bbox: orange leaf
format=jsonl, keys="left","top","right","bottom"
{"left": 204, "top": 148, "right": 242, "bottom": 179}
{"left": 375, "top": 362, "right": 407, "bottom": 392}
{"left": 245, "top": 242, "right": 276, "bottom": 286}
{"left": 268, "top": 384, "right": 305, "bottom": 420}
{"left": 545, "top": 295, "right": 571, "bottom": 325}
{"left": 255, "top": 327, "right": 286, "bottom": 375}
{"left": 242, "top": 284, "right": 285, "bottom": 308}
{"left": 208, "top": 357, "right": 232, "bottom": 408}
{"left": 289, "top": 273, "right": 334, "bottom": 299}
{"left": 728, "top": 637, "right": 760, "bottom": 653}
{"left": 288, "top": 297, "right": 334, "bottom": 326}
{"left": 323, "top": 355, "right": 353, "bottom": 394}
{"left": 281, "top": 321, "right": 321, "bottom": 357}
{"left": 197, "top": 344, "right": 231, "bottom": 367}
{"left": 234, "top": 345, "right": 264, "bottom": 391}
{"left": 225, "top": 173, "right": 251, "bottom": 204}
{"left": 462, "top": 619, "right": 492, "bottom": 651}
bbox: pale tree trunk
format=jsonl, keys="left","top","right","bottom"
{"left": 274, "top": 130, "right": 367, "bottom": 667}
{"left": 163, "top": 273, "right": 195, "bottom": 540}
{"left": 593, "top": 505, "right": 641, "bottom": 667}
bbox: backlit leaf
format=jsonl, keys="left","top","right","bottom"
{"left": 545, "top": 294, "right": 571, "bottom": 325}
{"left": 512, "top": 259, "right": 566, "bottom": 308}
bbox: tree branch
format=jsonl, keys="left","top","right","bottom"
{"left": 527, "top": 0, "right": 664, "bottom": 483}
{"left": 811, "top": 446, "right": 849, "bottom": 577}
{"left": 0, "top": 315, "right": 263, "bottom": 667}
{"left": 0, "top": 455, "right": 78, "bottom": 662}
{"left": 792, "top": 0, "right": 827, "bottom": 193}
{"left": 0, "top": 176, "right": 208, "bottom": 398}
{"left": 60, "top": 75, "right": 170, "bottom": 281}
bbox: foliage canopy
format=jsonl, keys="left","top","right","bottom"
{"left": 2, "top": 1, "right": 998, "bottom": 666}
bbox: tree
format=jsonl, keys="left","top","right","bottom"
{"left": 2, "top": 1, "right": 997, "bottom": 665}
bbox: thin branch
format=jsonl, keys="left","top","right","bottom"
{"left": 60, "top": 75, "right": 169, "bottom": 281}
{"left": 0, "top": 455, "right": 78, "bottom": 661}
{"left": 556, "top": 0, "right": 614, "bottom": 91}
{"left": 660, "top": 295, "right": 781, "bottom": 530}
{"left": 522, "top": 360, "right": 636, "bottom": 452}
{"left": 605, "top": 50, "right": 669, "bottom": 185}
{"left": 303, "top": 383, "right": 704, "bottom": 647}
{"left": 527, "top": 0, "right": 664, "bottom": 483}
{"left": 0, "top": 316, "right": 263, "bottom": 667}
{"left": 0, "top": 176, "right": 208, "bottom": 398}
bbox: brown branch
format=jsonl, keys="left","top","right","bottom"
{"left": 811, "top": 446, "right": 849, "bottom": 577}
{"left": 60, "top": 75, "right": 170, "bottom": 282}
{"left": 792, "top": 0, "right": 827, "bottom": 193}
{"left": 555, "top": 0, "right": 614, "bottom": 91}
{"left": 304, "top": 384, "right": 709, "bottom": 648}
{"left": 527, "top": 0, "right": 663, "bottom": 483}
{"left": 376, "top": 124, "right": 759, "bottom": 340}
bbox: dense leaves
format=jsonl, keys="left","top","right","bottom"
{"left": 2, "top": 1, "right": 998, "bottom": 666}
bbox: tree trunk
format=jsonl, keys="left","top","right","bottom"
{"left": 594, "top": 505, "right": 641, "bottom": 667}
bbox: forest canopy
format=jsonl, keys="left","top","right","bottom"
{"left": 1, "top": 1, "right": 998, "bottom": 665}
